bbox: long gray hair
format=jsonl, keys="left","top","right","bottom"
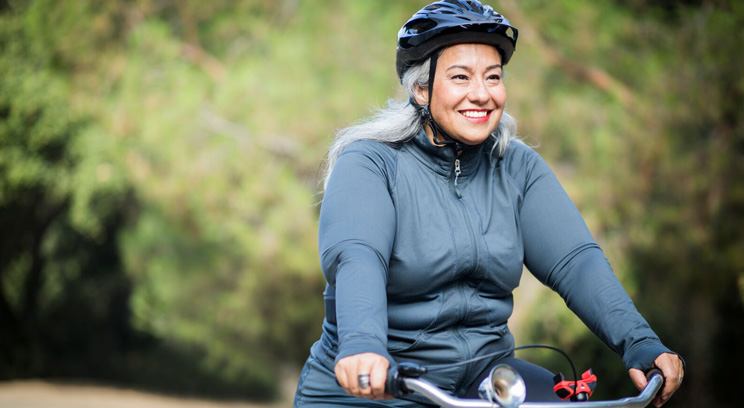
{"left": 321, "top": 57, "right": 517, "bottom": 190}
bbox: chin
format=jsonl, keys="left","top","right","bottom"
{"left": 456, "top": 136, "right": 491, "bottom": 146}
{"left": 459, "top": 131, "right": 494, "bottom": 145}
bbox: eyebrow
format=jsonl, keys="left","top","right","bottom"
{"left": 445, "top": 64, "right": 503, "bottom": 72}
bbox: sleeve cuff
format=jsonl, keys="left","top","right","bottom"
{"left": 334, "top": 340, "right": 393, "bottom": 367}
{"left": 623, "top": 341, "right": 685, "bottom": 371}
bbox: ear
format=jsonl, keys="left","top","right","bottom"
{"left": 413, "top": 84, "right": 429, "bottom": 106}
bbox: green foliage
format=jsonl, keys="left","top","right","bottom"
{"left": 1, "top": 0, "right": 741, "bottom": 405}
{"left": 0, "top": 3, "right": 134, "bottom": 382}
{"left": 511, "top": 2, "right": 744, "bottom": 407}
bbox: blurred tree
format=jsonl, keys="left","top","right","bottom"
{"left": 625, "top": 3, "right": 744, "bottom": 407}
{"left": 3, "top": 0, "right": 332, "bottom": 399}
{"left": 512, "top": 1, "right": 744, "bottom": 407}
{"left": 0, "top": 4, "right": 134, "bottom": 378}
{"left": 1, "top": 0, "right": 741, "bottom": 405}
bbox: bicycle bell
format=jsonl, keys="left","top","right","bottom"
{"left": 477, "top": 364, "right": 526, "bottom": 408}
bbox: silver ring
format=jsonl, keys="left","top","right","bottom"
{"left": 678, "top": 374, "right": 684, "bottom": 385}
{"left": 358, "top": 373, "right": 371, "bottom": 389}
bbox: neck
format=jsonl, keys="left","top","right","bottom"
{"left": 423, "top": 122, "right": 465, "bottom": 158}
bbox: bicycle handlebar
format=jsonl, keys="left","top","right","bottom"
{"left": 386, "top": 366, "right": 665, "bottom": 408}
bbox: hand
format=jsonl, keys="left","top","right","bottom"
{"left": 629, "top": 353, "right": 684, "bottom": 407}
{"left": 335, "top": 352, "right": 393, "bottom": 401}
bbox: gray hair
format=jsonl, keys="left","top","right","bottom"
{"left": 321, "top": 58, "right": 517, "bottom": 189}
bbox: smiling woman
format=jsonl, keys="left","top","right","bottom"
{"left": 293, "top": 1, "right": 684, "bottom": 407}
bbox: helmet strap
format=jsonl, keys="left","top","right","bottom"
{"left": 423, "top": 53, "right": 456, "bottom": 147}
{"left": 427, "top": 52, "right": 438, "bottom": 107}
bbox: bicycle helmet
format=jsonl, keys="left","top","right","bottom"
{"left": 396, "top": 0, "right": 518, "bottom": 81}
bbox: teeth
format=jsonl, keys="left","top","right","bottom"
{"left": 462, "top": 110, "right": 488, "bottom": 118}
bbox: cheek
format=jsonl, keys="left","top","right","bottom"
{"left": 431, "top": 95, "right": 457, "bottom": 117}
{"left": 431, "top": 84, "right": 463, "bottom": 112}
{"left": 492, "top": 87, "right": 507, "bottom": 106}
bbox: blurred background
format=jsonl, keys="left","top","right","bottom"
{"left": 0, "top": 0, "right": 742, "bottom": 407}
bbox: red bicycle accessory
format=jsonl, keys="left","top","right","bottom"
{"left": 553, "top": 369, "right": 597, "bottom": 401}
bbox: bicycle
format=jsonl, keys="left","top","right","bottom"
{"left": 384, "top": 361, "right": 665, "bottom": 408}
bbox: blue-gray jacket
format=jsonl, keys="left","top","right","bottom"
{"left": 312, "top": 129, "right": 671, "bottom": 395}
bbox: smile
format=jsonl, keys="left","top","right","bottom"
{"left": 460, "top": 110, "right": 492, "bottom": 122}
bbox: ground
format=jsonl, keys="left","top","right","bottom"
{"left": 0, "top": 371, "right": 298, "bottom": 408}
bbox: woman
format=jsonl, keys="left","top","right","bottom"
{"left": 294, "top": 1, "right": 684, "bottom": 407}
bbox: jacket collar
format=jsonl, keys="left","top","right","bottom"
{"left": 408, "top": 128, "right": 489, "bottom": 177}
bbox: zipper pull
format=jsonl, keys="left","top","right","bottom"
{"left": 454, "top": 158, "right": 462, "bottom": 198}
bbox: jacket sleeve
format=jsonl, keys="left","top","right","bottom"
{"left": 514, "top": 147, "right": 675, "bottom": 371}
{"left": 319, "top": 143, "right": 397, "bottom": 365}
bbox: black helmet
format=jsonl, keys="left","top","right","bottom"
{"left": 396, "top": 0, "right": 518, "bottom": 80}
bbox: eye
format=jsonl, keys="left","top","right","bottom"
{"left": 451, "top": 74, "right": 469, "bottom": 81}
{"left": 487, "top": 73, "right": 502, "bottom": 81}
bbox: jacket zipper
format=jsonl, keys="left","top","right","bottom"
{"left": 450, "top": 142, "right": 479, "bottom": 390}
{"left": 454, "top": 158, "right": 462, "bottom": 198}
{"left": 453, "top": 143, "right": 463, "bottom": 198}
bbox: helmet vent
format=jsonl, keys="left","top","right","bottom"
{"left": 463, "top": 1, "right": 480, "bottom": 10}
{"left": 407, "top": 19, "right": 438, "bottom": 34}
{"left": 504, "top": 27, "right": 516, "bottom": 40}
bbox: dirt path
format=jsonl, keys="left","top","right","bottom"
{"left": 0, "top": 378, "right": 296, "bottom": 408}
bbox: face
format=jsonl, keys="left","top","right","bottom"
{"left": 416, "top": 43, "right": 506, "bottom": 146}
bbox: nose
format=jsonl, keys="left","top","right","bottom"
{"left": 468, "top": 78, "right": 489, "bottom": 104}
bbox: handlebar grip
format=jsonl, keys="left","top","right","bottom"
{"left": 386, "top": 362, "right": 428, "bottom": 398}
{"left": 645, "top": 368, "right": 665, "bottom": 395}
{"left": 386, "top": 366, "right": 405, "bottom": 398}
{"left": 646, "top": 368, "right": 663, "bottom": 382}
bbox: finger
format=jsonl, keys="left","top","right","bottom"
{"left": 346, "top": 362, "right": 361, "bottom": 397}
{"left": 660, "top": 364, "right": 678, "bottom": 399}
{"left": 628, "top": 368, "right": 647, "bottom": 391}
{"left": 357, "top": 359, "right": 374, "bottom": 398}
{"left": 334, "top": 363, "right": 351, "bottom": 395}
{"left": 672, "top": 355, "right": 684, "bottom": 391}
{"left": 369, "top": 359, "right": 389, "bottom": 400}
{"left": 675, "top": 355, "right": 685, "bottom": 384}
{"left": 337, "top": 358, "right": 361, "bottom": 397}
{"left": 654, "top": 354, "right": 682, "bottom": 406}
